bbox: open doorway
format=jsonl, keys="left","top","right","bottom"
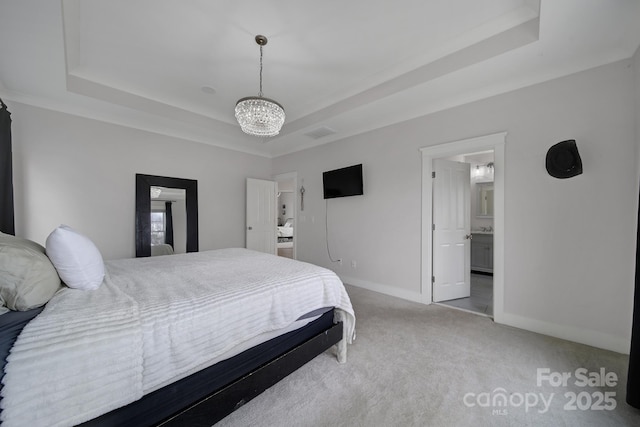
{"left": 437, "top": 152, "right": 494, "bottom": 316}
{"left": 274, "top": 172, "right": 298, "bottom": 260}
{"left": 420, "top": 132, "right": 505, "bottom": 323}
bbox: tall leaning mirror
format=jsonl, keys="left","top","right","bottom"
{"left": 135, "top": 174, "right": 199, "bottom": 257}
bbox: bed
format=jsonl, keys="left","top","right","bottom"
{"left": 277, "top": 223, "right": 293, "bottom": 238}
{"left": 0, "top": 229, "right": 355, "bottom": 427}
{"left": 150, "top": 243, "right": 174, "bottom": 256}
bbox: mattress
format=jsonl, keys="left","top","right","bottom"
{"left": 0, "top": 307, "right": 335, "bottom": 427}
{"left": 79, "top": 309, "right": 337, "bottom": 426}
{"left": 0, "top": 307, "right": 44, "bottom": 422}
{"left": 1, "top": 248, "right": 355, "bottom": 427}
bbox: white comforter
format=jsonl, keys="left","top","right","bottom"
{"left": 0, "top": 248, "right": 355, "bottom": 427}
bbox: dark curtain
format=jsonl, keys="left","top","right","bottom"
{"left": 628, "top": 184, "right": 640, "bottom": 408}
{"left": 165, "top": 201, "right": 174, "bottom": 247}
{"left": 0, "top": 98, "right": 15, "bottom": 235}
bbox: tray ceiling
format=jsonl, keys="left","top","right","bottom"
{"left": 1, "top": 0, "right": 639, "bottom": 157}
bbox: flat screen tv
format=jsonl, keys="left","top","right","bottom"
{"left": 323, "top": 164, "right": 363, "bottom": 199}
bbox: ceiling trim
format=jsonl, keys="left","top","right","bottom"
{"left": 0, "top": 88, "right": 273, "bottom": 158}
{"left": 1, "top": 0, "right": 628, "bottom": 159}
{"left": 279, "top": 15, "right": 540, "bottom": 137}
{"left": 58, "top": 0, "right": 542, "bottom": 159}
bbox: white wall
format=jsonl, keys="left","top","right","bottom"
{"left": 10, "top": 102, "right": 272, "bottom": 260}
{"left": 7, "top": 56, "right": 638, "bottom": 354}
{"left": 275, "top": 136, "right": 424, "bottom": 300}
{"left": 273, "top": 59, "right": 637, "bottom": 353}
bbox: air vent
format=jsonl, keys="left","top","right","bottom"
{"left": 304, "top": 126, "right": 337, "bottom": 140}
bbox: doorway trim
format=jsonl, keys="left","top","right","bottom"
{"left": 420, "top": 132, "right": 506, "bottom": 323}
{"left": 273, "top": 171, "right": 298, "bottom": 260}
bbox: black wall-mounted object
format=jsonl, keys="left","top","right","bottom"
{"left": 0, "top": 98, "right": 15, "bottom": 235}
{"left": 322, "top": 164, "right": 364, "bottom": 199}
{"left": 628, "top": 184, "right": 640, "bottom": 408}
{"left": 546, "top": 139, "right": 583, "bottom": 179}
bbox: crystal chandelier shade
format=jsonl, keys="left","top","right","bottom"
{"left": 235, "top": 35, "right": 285, "bottom": 137}
{"left": 235, "top": 96, "right": 285, "bottom": 137}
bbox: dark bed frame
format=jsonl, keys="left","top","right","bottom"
{"left": 77, "top": 310, "right": 343, "bottom": 427}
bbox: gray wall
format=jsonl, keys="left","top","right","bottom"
{"left": 7, "top": 53, "right": 640, "bottom": 354}
{"left": 273, "top": 58, "right": 638, "bottom": 353}
{"left": 10, "top": 103, "right": 272, "bottom": 259}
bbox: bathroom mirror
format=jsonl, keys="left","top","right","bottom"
{"left": 476, "top": 182, "right": 494, "bottom": 218}
{"left": 136, "top": 174, "right": 198, "bottom": 257}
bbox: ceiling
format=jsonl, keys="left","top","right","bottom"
{"left": 1, "top": 0, "right": 639, "bottom": 158}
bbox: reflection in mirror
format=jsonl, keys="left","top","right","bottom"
{"left": 476, "top": 182, "right": 494, "bottom": 217}
{"left": 150, "top": 187, "right": 186, "bottom": 255}
{"left": 136, "top": 174, "right": 198, "bottom": 257}
{"left": 276, "top": 176, "right": 296, "bottom": 259}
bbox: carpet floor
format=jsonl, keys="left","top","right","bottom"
{"left": 216, "top": 285, "right": 640, "bottom": 427}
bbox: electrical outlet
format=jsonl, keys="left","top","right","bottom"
{"left": 351, "top": 260, "right": 357, "bottom": 269}
{"left": 338, "top": 259, "right": 343, "bottom": 265}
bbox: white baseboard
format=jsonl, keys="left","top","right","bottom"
{"left": 501, "top": 312, "right": 630, "bottom": 355}
{"left": 339, "top": 274, "right": 630, "bottom": 355}
{"left": 339, "top": 275, "right": 423, "bottom": 304}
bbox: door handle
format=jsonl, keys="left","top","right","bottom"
{"left": 464, "top": 234, "right": 472, "bottom": 240}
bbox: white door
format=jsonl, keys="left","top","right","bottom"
{"left": 432, "top": 159, "right": 471, "bottom": 302}
{"left": 246, "top": 178, "right": 277, "bottom": 254}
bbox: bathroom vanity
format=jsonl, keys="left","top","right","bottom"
{"left": 471, "top": 232, "right": 493, "bottom": 274}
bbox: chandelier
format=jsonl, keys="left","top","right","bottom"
{"left": 235, "top": 35, "right": 285, "bottom": 137}
{"left": 150, "top": 186, "right": 162, "bottom": 199}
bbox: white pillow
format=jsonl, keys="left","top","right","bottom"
{"left": 45, "top": 225, "right": 105, "bottom": 290}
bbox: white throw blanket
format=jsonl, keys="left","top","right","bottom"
{"left": 1, "top": 248, "right": 355, "bottom": 427}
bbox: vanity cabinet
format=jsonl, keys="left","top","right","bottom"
{"left": 471, "top": 233, "right": 493, "bottom": 273}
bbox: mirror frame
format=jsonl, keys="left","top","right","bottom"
{"left": 135, "top": 174, "right": 199, "bottom": 257}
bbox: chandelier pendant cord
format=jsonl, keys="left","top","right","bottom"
{"left": 259, "top": 45, "right": 264, "bottom": 97}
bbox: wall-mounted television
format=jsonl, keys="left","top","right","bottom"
{"left": 323, "top": 164, "right": 363, "bottom": 199}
